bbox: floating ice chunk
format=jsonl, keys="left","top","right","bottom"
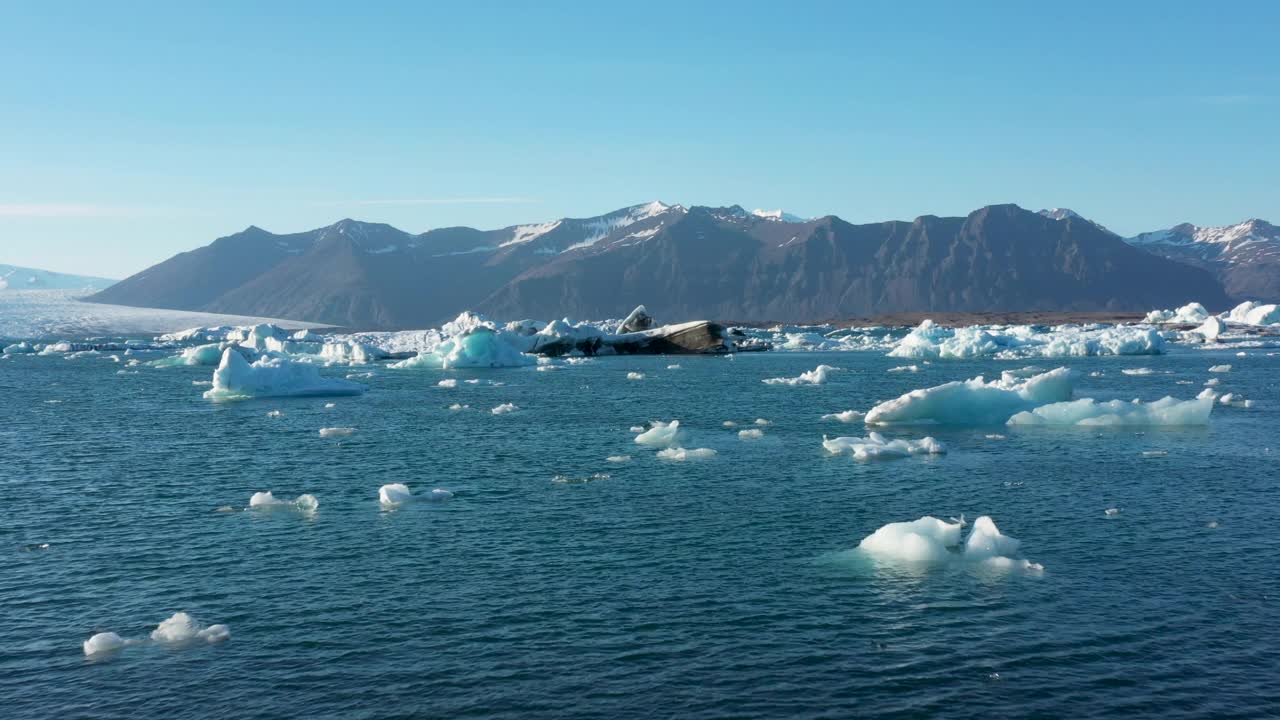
{"left": 379, "top": 483, "right": 452, "bottom": 505}
{"left": 1193, "top": 317, "right": 1225, "bottom": 342}
{"left": 635, "top": 420, "right": 683, "bottom": 446}
{"left": 656, "top": 447, "right": 717, "bottom": 461}
{"left": 629, "top": 425, "right": 646, "bottom": 433}
{"left": 626, "top": 372, "right": 645, "bottom": 380}
{"left": 1205, "top": 378, "right": 1220, "bottom": 387}
{"left": 859, "top": 515, "right": 1035, "bottom": 569}
{"left": 319, "top": 340, "right": 385, "bottom": 365}
{"left": 248, "top": 491, "right": 318, "bottom": 512}
{"left": 266, "top": 409, "right": 283, "bottom": 418}
{"left": 985, "top": 433, "right": 1006, "bottom": 440}
{"left": 1196, "top": 388, "right": 1218, "bottom": 401}
{"left": 667, "top": 364, "right": 681, "bottom": 370}
{"left": 763, "top": 364, "right": 838, "bottom": 386}
{"left": 552, "top": 473, "right": 610, "bottom": 484}
{"left": 83, "top": 632, "right": 127, "bottom": 656}
{"left": 438, "top": 379, "right": 458, "bottom": 388}
{"left": 722, "top": 420, "right": 738, "bottom": 427}
{"left": 888, "top": 364, "right": 920, "bottom": 373}
{"left": 392, "top": 321, "right": 535, "bottom": 370}
{"left": 857, "top": 516, "right": 963, "bottom": 564}
{"left": 319, "top": 427, "right": 356, "bottom": 438}
{"left": 491, "top": 403, "right": 519, "bottom": 415}
{"left": 1006, "top": 396, "right": 1213, "bottom": 426}
{"left": 754, "top": 418, "right": 771, "bottom": 426}
{"left": 738, "top": 428, "right": 764, "bottom": 440}
{"left": 536, "top": 365, "right": 559, "bottom": 372}
{"left": 1144, "top": 302, "right": 1209, "bottom": 324}
{"left": 324, "top": 402, "right": 336, "bottom": 408}
{"left": 1142, "top": 450, "right": 1168, "bottom": 457}
{"left": 1226, "top": 301, "right": 1280, "bottom": 326}
{"left": 606, "top": 455, "right": 632, "bottom": 463}
{"left": 865, "top": 368, "right": 1074, "bottom": 425}
{"left": 1208, "top": 364, "right": 1231, "bottom": 373}
{"left": 204, "top": 349, "right": 366, "bottom": 401}
{"left": 448, "top": 403, "right": 469, "bottom": 411}
{"left": 1104, "top": 507, "right": 1122, "bottom": 517}
{"left": 3, "top": 341, "right": 36, "bottom": 354}
{"left": 821, "top": 410, "right": 865, "bottom": 423}
{"left": 1121, "top": 368, "right": 1155, "bottom": 376}
{"left": 1218, "top": 393, "right": 1254, "bottom": 408}
{"left": 889, "top": 319, "right": 1163, "bottom": 359}
{"left": 151, "top": 612, "right": 230, "bottom": 644}
{"left": 822, "top": 432, "right": 945, "bottom": 461}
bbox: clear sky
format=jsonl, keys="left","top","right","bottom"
{"left": 2, "top": 0, "right": 1277, "bottom": 278}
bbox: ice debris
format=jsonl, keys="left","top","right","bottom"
{"left": 319, "top": 427, "right": 356, "bottom": 438}
{"left": 248, "top": 491, "right": 318, "bottom": 512}
{"left": 656, "top": 447, "right": 717, "bottom": 461}
{"left": 821, "top": 410, "right": 865, "bottom": 424}
{"left": 378, "top": 483, "right": 453, "bottom": 506}
{"left": 823, "top": 432, "right": 946, "bottom": 461}
{"left": 738, "top": 428, "right": 764, "bottom": 440}
{"left": 762, "top": 364, "right": 839, "bottom": 385}
{"left": 491, "top": 403, "right": 519, "bottom": 415}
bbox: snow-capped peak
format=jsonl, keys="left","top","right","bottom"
{"left": 1038, "top": 208, "right": 1083, "bottom": 221}
{"left": 752, "top": 208, "right": 809, "bottom": 223}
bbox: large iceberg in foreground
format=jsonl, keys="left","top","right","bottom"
{"left": 865, "top": 368, "right": 1074, "bottom": 425}
{"left": 203, "top": 349, "right": 367, "bottom": 401}
{"left": 1007, "top": 397, "right": 1213, "bottom": 426}
{"left": 858, "top": 515, "right": 1038, "bottom": 569}
{"left": 823, "top": 432, "right": 945, "bottom": 461}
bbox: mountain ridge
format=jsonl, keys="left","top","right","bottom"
{"left": 88, "top": 202, "right": 1249, "bottom": 328}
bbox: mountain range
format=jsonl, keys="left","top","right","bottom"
{"left": 87, "top": 202, "right": 1272, "bottom": 329}
{"left": 0, "top": 265, "right": 116, "bottom": 291}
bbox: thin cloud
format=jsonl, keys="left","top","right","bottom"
{"left": 319, "top": 197, "right": 537, "bottom": 207}
{"left": 0, "top": 203, "right": 163, "bottom": 218}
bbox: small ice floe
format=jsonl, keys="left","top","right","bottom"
{"left": 536, "top": 365, "right": 558, "bottom": 372}
{"left": 248, "top": 491, "right": 318, "bottom": 513}
{"left": 438, "top": 379, "right": 458, "bottom": 388}
{"left": 667, "top": 364, "right": 681, "bottom": 370}
{"left": 821, "top": 410, "right": 865, "bottom": 423}
{"left": 266, "top": 409, "right": 284, "bottom": 418}
{"left": 491, "top": 403, "right": 519, "bottom": 415}
{"left": 1218, "top": 393, "right": 1254, "bottom": 408}
{"left": 1141, "top": 450, "right": 1168, "bottom": 457}
{"left": 378, "top": 483, "right": 453, "bottom": 506}
{"left": 448, "top": 403, "right": 469, "bottom": 411}
{"left": 552, "top": 473, "right": 611, "bottom": 484}
{"left": 84, "top": 612, "right": 230, "bottom": 657}
{"left": 1205, "top": 378, "right": 1220, "bottom": 387}
{"left": 22, "top": 542, "right": 51, "bottom": 552}
{"left": 465, "top": 379, "right": 503, "bottom": 386}
{"left": 823, "top": 432, "right": 945, "bottom": 461}
{"left": 319, "top": 427, "right": 356, "bottom": 438}
{"left": 1235, "top": 351, "right": 1247, "bottom": 357}
{"left": 1206, "top": 519, "right": 1220, "bottom": 529}
{"left": 1121, "top": 368, "right": 1155, "bottom": 376}
{"left": 1088, "top": 371, "right": 1104, "bottom": 377}
{"left": 605, "top": 455, "right": 632, "bottom": 463}
{"left": 629, "top": 425, "right": 646, "bottom": 433}
{"left": 1208, "top": 364, "right": 1232, "bottom": 373}
{"left": 564, "top": 357, "right": 594, "bottom": 365}
{"left": 738, "top": 428, "right": 764, "bottom": 440}
{"left": 635, "top": 420, "right": 683, "bottom": 446}
{"left": 192, "top": 380, "right": 212, "bottom": 386}
{"left": 324, "top": 402, "right": 336, "bottom": 409}
{"left": 722, "top": 420, "right": 738, "bottom": 427}
{"left": 1104, "top": 507, "right": 1122, "bottom": 517}
{"left": 656, "top": 447, "right": 717, "bottom": 461}
{"left": 856, "top": 515, "right": 1041, "bottom": 571}
{"left": 1006, "top": 396, "right": 1213, "bottom": 427}
{"left": 626, "top": 372, "right": 645, "bottom": 380}
{"left": 888, "top": 364, "right": 920, "bottom": 373}
{"left": 985, "top": 433, "right": 1006, "bottom": 440}
{"left": 1175, "top": 380, "right": 1194, "bottom": 385}
{"left": 754, "top": 418, "right": 771, "bottom": 426}
{"left": 763, "top": 364, "right": 838, "bottom": 386}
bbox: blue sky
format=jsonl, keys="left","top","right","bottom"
{"left": 2, "top": 1, "right": 1277, "bottom": 278}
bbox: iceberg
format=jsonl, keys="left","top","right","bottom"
{"left": 626, "top": 372, "right": 645, "bottom": 380}
{"left": 1007, "top": 396, "right": 1213, "bottom": 426}
{"left": 634, "top": 420, "right": 683, "bottom": 446}
{"left": 738, "top": 428, "right": 764, "bottom": 440}
{"left": 152, "top": 342, "right": 237, "bottom": 367}
{"left": 490, "top": 403, "right": 519, "bottom": 415}
{"left": 821, "top": 410, "right": 865, "bottom": 423}
{"left": 83, "top": 631, "right": 128, "bottom": 656}
{"left": 1144, "top": 302, "right": 1210, "bottom": 324}
{"left": 858, "top": 515, "right": 1038, "bottom": 569}
{"left": 762, "top": 364, "right": 838, "bottom": 386}
{"left": 3, "top": 341, "right": 35, "bottom": 354}
{"left": 379, "top": 483, "right": 453, "bottom": 506}
{"left": 1208, "top": 364, "right": 1231, "bottom": 373}
{"left": 823, "top": 432, "right": 945, "bottom": 460}
{"left": 655, "top": 447, "right": 717, "bottom": 461}
{"left": 391, "top": 325, "right": 535, "bottom": 370}
{"left": 1193, "top": 317, "right": 1225, "bottom": 342}
{"left": 865, "top": 368, "right": 1074, "bottom": 425}
{"left": 150, "top": 612, "right": 230, "bottom": 644}
{"left": 1226, "top": 301, "right": 1280, "bottom": 326}
{"left": 203, "top": 348, "right": 367, "bottom": 401}
{"left": 888, "top": 320, "right": 1164, "bottom": 359}
{"left": 319, "top": 341, "right": 386, "bottom": 365}
{"left": 249, "top": 491, "right": 319, "bottom": 512}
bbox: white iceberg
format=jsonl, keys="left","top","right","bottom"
{"left": 83, "top": 631, "right": 128, "bottom": 656}
{"left": 491, "top": 403, "right": 519, "bottom": 415}
{"left": 888, "top": 319, "right": 1163, "bottom": 359}
{"left": 319, "top": 427, "right": 356, "bottom": 438}
{"left": 203, "top": 349, "right": 366, "bottom": 401}
{"left": 1208, "top": 364, "right": 1231, "bottom": 373}
{"left": 1226, "top": 301, "right": 1280, "bottom": 326}
{"left": 1144, "top": 302, "right": 1210, "bottom": 324}
{"left": 150, "top": 612, "right": 230, "bottom": 644}
{"left": 1007, "top": 396, "right": 1213, "bottom": 426}
{"left": 821, "top": 410, "right": 865, "bottom": 424}
{"left": 3, "top": 341, "right": 36, "bottom": 354}
{"left": 823, "top": 432, "right": 946, "bottom": 460}
{"left": 319, "top": 341, "right": 385, "bottom": 365}
{"left": 634, "top": 420, "right": 683, "bottom": 446}
{"left": 626, "top": 372, "right": 645, "bottom": 380}
{"left": 865, "top": 368, "right": 1074, "bottom": 425}
{"left": 378, "top": 483, "right": 453, "bottom": 506}
{"left": 738, "top": 428, "right": 764, "bottom": 440}
{"left": 1193, "top": 317, "right": 1225, "bottom": 342}
{"left": 656, "top": 447, "right": 717, "bottom": 461}
{"left": 249, "top": 491, "right": 319, "bottom": 512}
{"left": 858, "top": 515, "right": 1038, "bottom": 569}
{"left": 762, "top": 364, "right": 838, "bottom": 386}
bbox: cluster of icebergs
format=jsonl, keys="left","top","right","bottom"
{"left": 84, "top": 612, "right": 230, "bottom": 657}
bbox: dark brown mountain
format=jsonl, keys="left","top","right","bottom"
{"left": 90, "top": 202, "right": 1234, "bottom": 328}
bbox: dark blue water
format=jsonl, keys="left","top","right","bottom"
{"left": 2, "top": 348, "right": 1278, "bottom": 718}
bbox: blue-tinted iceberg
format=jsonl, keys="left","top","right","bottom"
{"left": 823, "top": 432, "right": 945, "bottom": 460}
{"left": 865, "top": 368, "right": 1074, "bottom": 425}
{"left": 203, "top": 348, "right": 367, "bottom": 401}
{"left": 1007, "top": 397, "right": 1213, "bottom": 426}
